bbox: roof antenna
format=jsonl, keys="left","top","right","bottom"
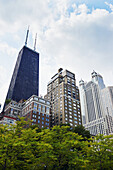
{"left": 34, "top": 33, "right": 37, "bottom": 51}
{"left": 25, "top": 26, "right": 30, "bottom": 46}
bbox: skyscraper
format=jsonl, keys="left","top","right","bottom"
{"left": 3, "top": 28, "right": 39, "bottom": 111}
{"left": 45, "top": 68, "right": 82, "bottom": 127}
{"left": 5, "top": 45, "right": 39, "bottom": 103}
{"left": 79, "top": 71, "right": 113, "bottom": 135}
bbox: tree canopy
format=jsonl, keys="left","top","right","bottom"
{"left": 0, "top": 118, "right": 113, "bottom": 170}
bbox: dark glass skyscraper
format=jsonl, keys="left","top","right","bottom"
{"left": 5, "top": 45, "right": 39, "bottom": 103}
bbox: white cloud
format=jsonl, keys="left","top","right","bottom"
{"left": 105, "top": 2, "right": 113, "bottom": 11}
{"left": 0, "top": 0, "right": 113, "bottom": 108}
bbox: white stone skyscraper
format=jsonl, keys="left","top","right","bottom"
{"left": 79, "top": 71, "right": 113, "bottom": 135}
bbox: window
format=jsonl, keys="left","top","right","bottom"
{"left": 38, "top": 116, "right": 40, "bottom": 119}
{"left": 38, "top": 120, "right": 40, "bottom": 123}
{"left": 69, "top": 112, "right": 72, "bottom": 115}
{"left": 38, "top": 104, "right": 41, "bottom": 111}
{"left": 34, "top": 103, "right": 37, "bottom": 110}
{"left": 68, "top": 101, "right": 72, "bottom": 104}
{"left": 32, "top": 119, "right": 36, "bottom": 122}
{"left": 42, "top": 121, "right": 44, "bottom": 124}
{"left": 42, "top": 106, "right": 45, "bottom": 112}
{"left": 69, "top": 108, "right": 72, "bottom": 111}
{"left": 11, "top": 108, "right": 13, "bottom": 114}
{"left": 42, "top": 117, "right": 44, "bottom": 120}
{"left": 46, "top": 107, "right": 49, "bottom": 113}
{"left": 33, "top": 110, "right": 37, "bottom": 114}
{"left": 33, "top": 114, "right": 36, "bottom": 118}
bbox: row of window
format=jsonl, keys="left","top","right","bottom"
{"left": 33, "top": 111, "right": 49, "bottom": 117}
{"left": 65, "top": 121, "right": 81, "bottom": 126}
{"left": 32, "top": 116, "right": 49, "bottom": 121}
{"left": 34, "top": 103, "right": 50, "bottom": 113}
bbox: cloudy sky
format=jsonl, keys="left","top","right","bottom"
{"left": 0, "top": 0, "right": 113, "bottom": 109}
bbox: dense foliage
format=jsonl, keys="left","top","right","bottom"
{"left": 0, "top": 118, "right": 113, "bottom": 170}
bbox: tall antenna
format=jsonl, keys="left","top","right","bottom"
{"left": 34, "top": 33, "right": 37, "bottom": 51}
{"left": 25, "top": 26, "right": 30, "bottom": 46}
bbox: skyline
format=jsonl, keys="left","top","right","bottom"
{"left": 0, "top": 0, "right": 113, "bottom": 109}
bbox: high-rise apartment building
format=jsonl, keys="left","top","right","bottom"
{"left": 5, "top": 46, "right": 39, "bottom": 104}
{"left": 45, "top": 68, "right": 82, "bottom": 127}
{"left": 79, "top": 71, "right": 113, "bottom": 135}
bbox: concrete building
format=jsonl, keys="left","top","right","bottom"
{"left": 1, "top": 95, "right": 50, "bottom": 129}
{"left": 45, "top": 68, "right": 82, "bottom": 127}
{"left": 79, "top": 71, "right": 113, "bottom": 135}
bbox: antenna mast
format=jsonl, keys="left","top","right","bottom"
{"left": 34, "top": 33, "right": 37, "bottom": 51}
{"left": 25, "top": 26, "right": 30, "bottom": 46}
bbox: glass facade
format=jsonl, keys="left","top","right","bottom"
{"left": 4, "top": 46, "right": 39, "bottom": 105}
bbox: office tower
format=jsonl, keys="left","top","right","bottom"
{"left": 102, "top": 86, "right": 113, "bottom": 117}
{"left": 5, "top": 45, "right": 39, "bottom": 104}
{"left": 79, "top": 71, "right": 113, "bottom": 135}
{"left": 2, "top": 95, "right": 50, "bottom": 128}
{"left": 3, "top": 29, "right": 39, "bottom": 111}
{"left": 45, "top": 68, "right": 82, "bottom": 127}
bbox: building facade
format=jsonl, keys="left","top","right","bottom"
{"left": 45, "top": 68, "right": 82, "bottom": 127}
{"left": 4, "top": 46, "right": 39, "bottom": 109}
{"left": 2, "top": 95, "right": 50, "bottom": 129}
{"left": 79, "top": 71, "right": 113, "bottom": 135}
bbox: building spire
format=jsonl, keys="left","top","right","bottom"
{"left": 34, "top": 33, "right": 37, "bottom": 51}
{"left": 25, "top": 26, "right": 30, "bottom": 46}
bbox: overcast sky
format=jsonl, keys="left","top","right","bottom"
{"left": 0, "top": 0, "right": 113, "bottom": 109}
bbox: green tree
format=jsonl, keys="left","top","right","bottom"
{"left": 0, "top": 118, "right": 55, "bottom": 170}
{"left": 87, "top": 134, "right": 113, "bottom": 170}
{"left": 5, "top": 98, "right": 11, "bottom": 105}
{"left": 41, "top": 125, "right": 89, "bottom": 169}
{"left": 73, "top": 125, "right": 91, "bottom": 140}
{"left": 0, "top": 118, "right": 113, "bottom": 170}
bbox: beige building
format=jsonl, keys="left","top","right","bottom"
{"left": 45, "top": 68, "right": 82, "bottom": 127}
